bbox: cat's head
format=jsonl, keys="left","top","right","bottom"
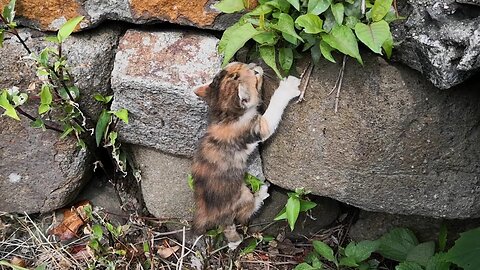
{"left": 194, "top": 62, "right": 263, "bottom": 119}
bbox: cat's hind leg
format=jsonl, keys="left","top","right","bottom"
{"left": 224, "top": 224, "right": 242, "bottom": 250}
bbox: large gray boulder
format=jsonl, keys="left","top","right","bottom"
{"left": 262, "top": 53, "right": 480, "bottom": 219}
{"left": 395, "top": 0, "right": 480, "bottom": 89}
{"left": 0, "top": 26, "right": 120, "bottom": 213}
{"left": 111, "top": 29, "right": 220, "bottom": 157}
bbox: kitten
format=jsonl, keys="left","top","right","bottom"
{"left": 192, "top": 62, "right": 300, "bottom": 249}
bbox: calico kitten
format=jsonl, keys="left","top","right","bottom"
{"left": 192, "top": 62, "right": 300, "bottom": 249}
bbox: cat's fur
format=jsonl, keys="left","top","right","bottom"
{"left": 192, "top": 62, "right": 300, "bottom": 249}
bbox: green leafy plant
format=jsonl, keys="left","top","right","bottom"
{"left": 215, "top": 0, "right": 400, "bottom": 77}
{"left": 295, "top": 226, "right": 480, "bottom": 270}
{"left": 0, "top": 1, "right": 132, "bottom": 175}
{"left": 274, "top": 187, "right": 317, "bottom": 231}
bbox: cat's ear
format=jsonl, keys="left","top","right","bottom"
{"left": 194, "top": 83, "right": 210, "bottom": 98}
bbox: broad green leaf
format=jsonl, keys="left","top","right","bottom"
{"left": 299, "top": 199, "right": 317, "bottom": 211}
{"left": 31, "top": 119, "right": 45, "bottom": 129}
{"left": 57, "top": 16, "right": 84, "bottom": 42}
{"left": 426, "top": 252, "right": 450, "bottom": 270}
{"left": 395, "top": 261, "right": 423, "bottom": 270}
{"left": 371, "top": 0, "right": 393, "bottom": 22}
{"left": 310, "top": 42, "right": 321, "bottom": 64}
{"left": 294, "top": 263, "right": 317, "bottom": 270}
{"left": 344, "top": 0, "right": 361, "bottom": 17}
{"left": 38, "top": 104, "right": 50, "bottom": 114}
{"left": 345, "top": 240, "right": 380, "bottom": 263}
{"left": 0, "top": 91, "right": 19, "bottom": 120}
{"left": 259, "top": 46, "right": 282, "bottom": 78}
{"left": 320, "top": 40, "right": 336, "bottom": 63}
{"left": 95, "top": 109, "right": 111, "bottom": 146}
{"left": 274, "top": 207, "right": 287, "bottom": 220}
{"left": 406, "top": 241, "right": 435, "bottom": 267}
{"left": 321, "top": 25, "right": 362, "bottom": 64}
{"left": 295, "top": 14, "right": 323, "bottom": 34}
{"left": 322, "top": 9, "right": 336, "bottom": 33}
{"left": 0, "top": 30, "right": 4, "bottom": 48}
{"left": 331, "top": 2, "right": 344, "bottom": 25}
{"left": 247, "top": 4, "right": 273, "bottom": 16}
{"left": 218, "top": 23, "right": 259, "bottom": 66}
{"left": 94, "top": 93, "right": 106, "bottom": 102}
{"left": 240, "top": 239, "right": 257, "bottom": 255}
{"left": 345, "top": 16, "right": 359, "bottom": 28}
{"left": 2, "top": 0, "right": 16, "bottom": 23}
{"left": 40, "top": 84, "right": 52, "bottom": 105}
{"left": 339, "top": 256, "right": 358, "bottom": 267}
{"left": 354, "top": 20, "right": 390, "bottom": 54}
{"left": 308, "top": 0, "right": 331, "bottom": 15}
{"left": 286, "top": 0, "right": 300, "bottom": 11}
{"left": 377, "top": 228, "right": 419, "bottom": 262}
{"left": 272, "top": 13, "right": 304, "bottom": 44}
{"left": 445, "top": 227, "right": 480, "bottom": 270}
{"left": 113, "top": 108, "right": 129, "bottom": 124}
{"left": 34, "top": 265, "right": 46, "bottom": 270}
{"left": 279, "top": 47, "right": 293, "bottom": 72}
{"left": 214, "top": 0, "right": 245, "bottom": 14}
{"left": 382, "top": 31, "right": 393, "bottom": 59}
{"left": 313, "top": 240, "right": 336, "bottom": 263}
{"left": 45, "top": 36, "right": 60, "bottom": 43}
{"left": 266, "top": 0, "right": 291, "bottom": 12}
{"left": 438, "top": 223, "right": 447, "bottom": 252}
{"left": 285, "top": 196, "right": 300, "bottom": 231}
{"left": 92, "top": 224, "right": 103, "bottom": 240}
{"left": 253, "top": 31, "right": 278, "bottom": 46}
{"left": 282, "top": 32, "right": 299, "bottom": 45}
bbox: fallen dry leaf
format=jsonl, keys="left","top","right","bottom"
{"left": 157, "top": 245, "right": 180, "bottom": 259}
{"left": 10, "top": 256, "right": 26, "bottom": 267}
{"left": 50, "top": 200, "right": 91, "bottom": 240}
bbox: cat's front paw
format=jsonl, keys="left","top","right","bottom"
{"left": 278, "top": 76, "right": 301, "bottom": 100}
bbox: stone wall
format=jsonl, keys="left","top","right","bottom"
{"left": 0, "top": 0, "right": 479, "bottom": 231}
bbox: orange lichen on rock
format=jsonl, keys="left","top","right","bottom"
{"left": 130, "top": 0, "right": 219, "bottom": 27}
{"left": 0, "top": 0, "right": 84, "bottom": 30}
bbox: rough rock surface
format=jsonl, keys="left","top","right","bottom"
{"left": 350, "top": 211, "right": 480, "bottom": 243}
{"left": 0, "top": 0, "right": 254, "bottom": 31}
{"left": 132, "top": 145, "right": 265, "bottom": 221}
{"left": 262, "top": 54, "right": 480, "bottom": 219}
{"left": 0, "top": 118, "right": 90, "bottom": 213}
{"left": 395, "top": 0, "right": 480, "bottom": 89}
{"left": 0, "top": 26, "right": 119, "bottom": 213}
{"left": 111, "top": 29, "right": 221, "bottom": 157}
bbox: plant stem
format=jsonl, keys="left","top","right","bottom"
{"left": 0, "top": 14, "right": 32, "bottom": 54}
{"left": 15, "top": 107, "right": 63, "bottom": 133}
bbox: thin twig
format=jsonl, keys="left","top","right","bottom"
{"left": 361, "top": 0, "right": 366, "bottom": 15}
{"left": 334, "top": 56, "right": 347, "bottom": 114}
{"left": 297, "top": 61, "right": 314, "bottom": 103}
{"left": 176, "top": 226, "right": 186, "bottom": 270}
{"left": 15, "top": 107, "right": 63, "bottom": 133}
{"left": 0, "top": 14, "right": 32, "bottom": 54}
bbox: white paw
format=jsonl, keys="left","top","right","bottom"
{"left": 256, "top": 184, "right": 270, "bottom": 201}
{"left": 278, "top": 76, "right": 301, "bottom": 100}
{"left": 228, "top": 239, "right": 242, "bottom": 250}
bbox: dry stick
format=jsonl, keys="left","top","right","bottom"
{"left": 15, "top": 107, "right": 63, "bottom": 132}
{"left": 176, "top": 226, "right": 186, "bottom": 270}
{"left": 334, "top": 56, "right": 347, "bottom": 114}
{"left": 297, "top": 61, "right": 314, "bottom": 103}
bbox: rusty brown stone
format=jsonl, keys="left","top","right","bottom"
{"left": 0, "top": 0, "right": 85, "bottom": 30}
{"left": 129, "top": 0, "right": 218, "bottom": 27}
